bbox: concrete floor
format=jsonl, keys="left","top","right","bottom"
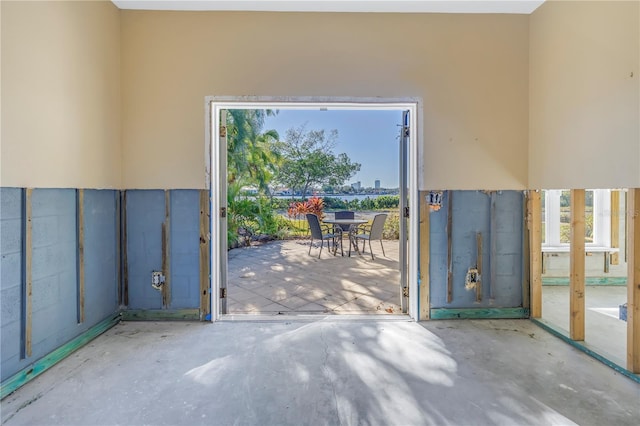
{"left": 227, "top": 239, "right": 401, "bottom": 315}
{"left": 2, "top": 319, "right": 639, "bottom": 426}
{"left": 542, "top": 286, "right": 628, "bottom": 366}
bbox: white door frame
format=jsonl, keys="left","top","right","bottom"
{"left": 205, "top": 96, "right": 422, "bottom": 321}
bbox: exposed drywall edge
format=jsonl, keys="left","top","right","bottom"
{"left": 121, "top": 309, "right": 200, "bottom": 321}
{"left": 430, "top": 307, "right": 529, "bottom": 320}
{"left": 531, "top": 318, "right": 640, "bottom": 384}
{"left": 0, "top": 312, "right": 121, "bottom": 400}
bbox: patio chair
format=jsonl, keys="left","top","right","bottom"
{"left": 353, "top": 213, "right": 387, "bottom": 260}
{"left": 306, "top": 213, "right": 340, "bottom": 258}
{"left": 333, "top": 211, "right": 355, "bottom": 253}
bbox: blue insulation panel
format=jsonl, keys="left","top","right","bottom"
{"left": 169, "top": 190, "right": 201, "bottom": 309}
{"left": 1, "top": 188, "right": 24, "bottom": 381}
{"left": 126, "top": 190, "right": 166, "bottom": 309}
{"left": 83, "top": 190, "right": 119, "bottom": 325}
{"left": 429, "top": 190, "right": 524, "bottom": 309}
{"left": 1, "top": 188, "right": 120, "bottom": 382}
{"left": 30, "top": 189, "right": 78, "bottom": 361}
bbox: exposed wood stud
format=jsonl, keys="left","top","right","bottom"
{"left": 529, "top": 191, "right": 542, "bottom": 318}
{"left": 162, "top": 190, "right": 171, "bottom": 309}
{"left": 611, "top": 190, "right": 620, "bottom": 265}
{"left": 116, "top": 191, "right": 122, "bottom": 306}
{"left": 570, "top": 189, "right": 586, "bottom": 341}
{"left": 476, "top": 232, "right": 483, "bottom": 302}
{"left": 627, "top": 188, "right": 640, "bottom": 373}
{"left": 419, "top": 191, "right": 430, "bottom": 320}
{"left": 446, "top": 191, "right": 453, "bottom": 304}
{"left": 522, "top": 191, "right": 531, "bottom": 310}
{"left": 199, "top": 190, "right": 211, "bottom": 320}
{"left": 122, "top": 191, "right": 129, "bottom": 307}
{"left": 24, "top": 188, "right": 33, "bottom": 358}
{"left": 77, "top": 189, "right": 85, "bottom": 323}
{"left": 489, "top": 192, "right": 497, "bottom": 300}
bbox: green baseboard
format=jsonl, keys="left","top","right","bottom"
{"left": 1, "top": 312, "right": 121, "bottom": 400}
{"left": 430, "top": 307, "right": 529, "bottom": 320}
{"left": 542, "top": 277, "right": 627, "bottom": 286}
{"left": 121, "top": 309, "right": 200, "bottom": 321}
{"left": 530, "top": 318, "right": 640, "bottom": 384}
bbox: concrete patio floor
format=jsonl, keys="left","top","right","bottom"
{"left": 227, "top": 238, "right": 402, "bottom": 315}
{"left": 2, "top": 319, "right": 639, "bottom": 425}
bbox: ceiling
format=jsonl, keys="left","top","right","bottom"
{"left": 111, "top": 0, "right": 546, "bottom": 14}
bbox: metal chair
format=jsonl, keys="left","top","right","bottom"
{"left": 333, "top": 211, "right": 355, "bottom": 255}
{"left": 353, "top": 213, "right": 387, "bottom": 260}
{"left": 306, "top": 213, "right": 340, "bottom": 258}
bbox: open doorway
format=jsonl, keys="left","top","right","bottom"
{"left": 206, "top": 97, "right": 420, "bottom": 321}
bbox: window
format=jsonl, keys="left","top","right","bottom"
{"left": 542, "top": 189, "right": 611, "bottom": 248}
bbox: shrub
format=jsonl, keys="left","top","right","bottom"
{"left": 382, "top": 213, "right": 400, "bottom": 240}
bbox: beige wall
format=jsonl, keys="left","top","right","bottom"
{"left": 1, "top": 0, "right": 121, "bottom": 189}
{"left": 529, "top": 0, "right": 640, "bottom": 189}
{"left": 121, "top": 11, "right": 530, "bottom": 190}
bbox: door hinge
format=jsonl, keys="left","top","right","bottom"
{"left": 220, "top": 207, "right": 227, "bottom": 218}
{"left": 220, "top": 288, "right": 227, "bottom": 299}
{"left": 403, "top": 206, "right": 410, "bottom": 218}
{"left": 219, "top": 125, "right": 227, "bottom": 138}
{"left": 402, "top": 286, "right": 409, "bottom": 298}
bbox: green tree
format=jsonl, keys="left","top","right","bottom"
{"left": 274, "top": 125, "right": 361, "bottom": 199}
{"left": 227, "top": 110, "right": 280, "bottom": 196}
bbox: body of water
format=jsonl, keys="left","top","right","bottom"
{"left": 273, "top": 193, "right": 398, "bottom": 202}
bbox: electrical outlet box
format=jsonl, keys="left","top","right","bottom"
{"left": 152, "top": 271, "right": 165, "bottom": 290}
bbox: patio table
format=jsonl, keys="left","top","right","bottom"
{"left": 323, "top": 218, "right": 368, "bottom": 257}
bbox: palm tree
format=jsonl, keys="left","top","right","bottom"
{"left": 227, "top": 110, "right": 280, "bottom": 195}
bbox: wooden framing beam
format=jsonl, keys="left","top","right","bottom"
{"left": 161, "top": 190, "right": 171, "bottom": 308}
{"left": 24, "top": 188, "right": 33, "bottom": 357}
{"left": 570, "top": 189, "right": 586, "bottom": 341}
{"left": 199, "top": 190, "right": 211, "bottom": 320}
{"left": 627, "top": 188, "right": 640, "bottom": 373}
{"left": 446, "top": 191, "right": 453, "bottom": 304}
{"left": 122, "top": 191, "right": 129, "bottom": 306}
{"left": 611, "top": 190, "right": 620, "bottom": 265}
{"left": 77, "top": 189, "right": 85, "bottom": 323}
{"left": 529, "top": 191, "right": 542, "bottom": 318}
{"left": 419, "top": 191, "right": 430, "bottom": 320}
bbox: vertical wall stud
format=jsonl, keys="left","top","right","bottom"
{"left": 446, "top": 191, "right": 453, "bottom": 304}
{"left": 570, "top": 189, "right": 586, "bottom": 341}
{"left": 199, "top": 190, "right": 211, "bottom": 320}
{"left": 611, "top": 190, "right": 620, "bottom": 265}
{"left": 627, "top": 188, "right": 640, "bottom": 373}
{"left": 529, "top": 191, "right": 542, "bottom": 318}
{"left": 419, "top": 191, "right": 430, "bottom": 320}
{"left": 489, "top": 192, "right": 497, "bottom": 300}
{"left": 522, "top": 192, "right": 531, "bottom": 310}
{"left": 162, "top": 190, "right": 171, "bottom": 308}
{"left": 116, "top": 191, "right": 122, "bottom": 306}
{"left": 24, "top": 188, "right": 33, "bottom": 357}
{"left": 122, "top": 191, "right": 129, "bottom": 307}
{"left": 77, "top": 189, "right": 85, "bottom": 323}
{"left": 476, "top": 232, "right": 483, "bottom": 302}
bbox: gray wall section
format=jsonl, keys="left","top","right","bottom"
{"left": 30, "top": 189, "right": 78, "bottom": 361}
{"left": 169, "top": 190, "right": 201, "bottom": 309}
{"left": 83, "top": 190, "right": 119, "bottom": 325}
{"left": 126, "top": 190, "right": 166, "bottom": 309}
{"left": 429, "top": 190, "right": 524, "bottom": 309}
{"left": 0, "top": 188, "right": 119, "bottom": 382}
{"left": 125, "top": 190, "right": 201, "bottom": 310}
{"left": 1, "top": 188, "right": 24, "bottom": 381}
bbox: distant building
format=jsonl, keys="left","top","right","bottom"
{"left": 351, "top": 181, "right": 362, "bottom": 191}
{"left": 375, "top": 180, "right": 381, "bottom": 189}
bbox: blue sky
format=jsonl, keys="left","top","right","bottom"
{"left": 261, "top": 109, "right": 402, "bottom": 189}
